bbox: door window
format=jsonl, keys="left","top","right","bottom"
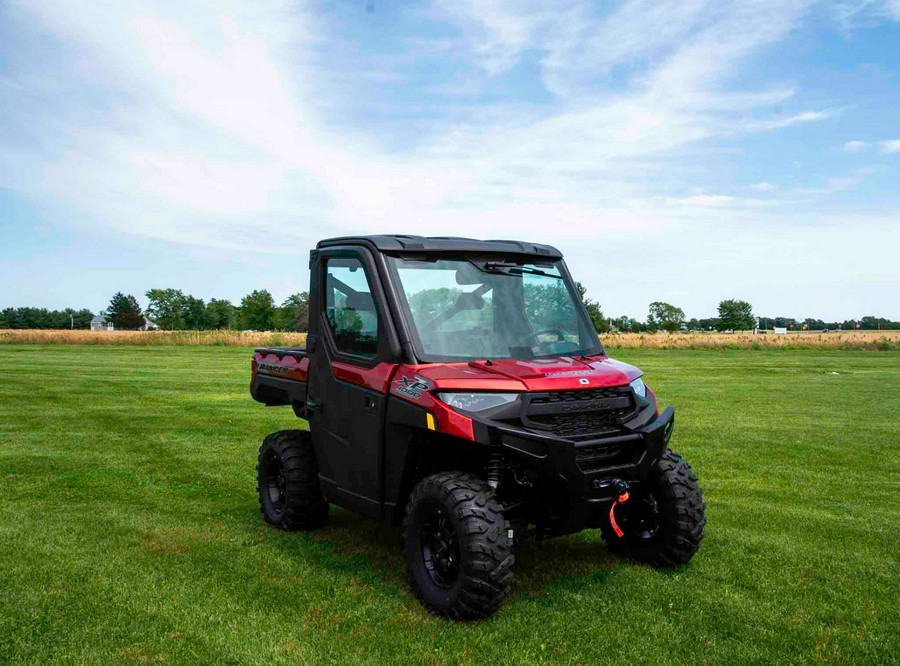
{"left": 324, "top": 257, "right": 380, "bottom": 359}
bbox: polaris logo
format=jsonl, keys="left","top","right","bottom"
{"left": 579, "top": 378, "right": 590, "bottom": 385}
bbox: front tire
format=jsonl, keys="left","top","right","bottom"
{"left": 402, "top": 472, "right": 514, "bottom": 620}
{"left": 602, "top": 449, "right": 706, "bottom": 567}
{"left": 257, "top": 430, "right": 329, "bottom": 531}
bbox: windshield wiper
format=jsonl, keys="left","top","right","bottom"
{"left": 480, "top": 261, "right": 562, "bottom": 278}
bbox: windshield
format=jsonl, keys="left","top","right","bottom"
{"left": 386, "top": 256, "right": 602, "bottom": 362}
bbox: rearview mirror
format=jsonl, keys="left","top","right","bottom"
{"left": 456, "top": 292, "right": 485, "bottom": 311}
{"left": 455, "top": 265, "right": 484, "bottom": 285}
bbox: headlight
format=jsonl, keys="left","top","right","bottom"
{"left": 436, "top": 392, "right": 518, "bottom": 412}
{"left": 630, "top": 377, "right": 647, "bottom": 398}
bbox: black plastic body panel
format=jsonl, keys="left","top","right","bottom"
{"left": 492, "top": 406, "right": 674, "bottom": 502}
{"left": 317, "top": 234, "right": 562, "bottom": 259}
{"left": 250, "top": 374, "right": 308, "bottom": 408}
{"left": 310, "top": 390, "right": 385, "bottom": 520}
{"left": 380, "top": 397, "right": 431, "bottom": 523}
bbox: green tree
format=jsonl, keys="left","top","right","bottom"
{"left": 105, "top": 292, "right": 144, "bottom": 330}
{"left": 409, "top": 287, "right": 460, "bottom": 319}
{"left": 0, "top": 308, "right": 22, "bottom": 328}
{"left": 65, "top": 308, "right": 95, "bottom": 329}
{"left": 647, "top": 301, "right": 685, "bottom": 333}
{"left": 184, "top": 296, "right": 207, "bottom": 330}
{"left": 145, "top": 288, "right": 186, "bottom": 330}
{"left": 0, "top": 307, "right": 94, "bottom": 329}
{"left": 206, "top": 299, "right": 235, "bottom": 330}
{"left": 239, "top": 290, "right": 276, "bottom": 330}
{"left": 717, "top": 299, "right": 755, "bottom": 331}
{"left": 276, "top": 292, "right": 310, "bottom": 332}
{"left": 859, "top": 316, "right": 897, "bottom": 330}
{"left": 575, "top": 282, "right": 607, "bottom": 333}
{"left": 614, "top": 315, "right": 643, "bottom": 332}
{"left": 182, "top": 296, "right": 208, "bottom": 330}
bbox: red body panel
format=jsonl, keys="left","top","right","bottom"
{"left": 331, "top": 361, "right": 396, "bottom": 394}
{"left": 252, "top": 351, "right": 310, "bottom": 382}
{"left": 462, "top": 355, "right": 641, "bottom": 391}
{"left": 253, "top": 348, "right": 642, "bottom": 444}
{"left": 428, "top": 396, "right": 476, "bottom": 441}
{"left": 395, "top": 355, "right": 640, "bottom": 394}
{"left": 385, "top": 354, "right": 643, "bottom": 442}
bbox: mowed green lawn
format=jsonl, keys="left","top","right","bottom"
{"left": 0, "top": 346, "right": 897, "bottom": 665}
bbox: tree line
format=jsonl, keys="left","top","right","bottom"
{"left": 0, "top": 290, "right": 308, "bottom": 332}
{"left": 584, "top": 297, "right": 900, "bottom": 333}
{"left": 0, "top": 308, "right": 95, "bottom": 329}
{"left": 2, "top": 289, "right": 898, "bottom": 333}
{"left": 105, "top": 289, "right": 311, "bottom": 331}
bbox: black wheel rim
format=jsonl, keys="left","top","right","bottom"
{"left": 615, "top": 493, "right": 661, "bottom": 542}
{"left": 420, "top": 508, "right": 460, "bottom": 589}
{"left": 265, "top": 453, "right": 286, "bottom": 516}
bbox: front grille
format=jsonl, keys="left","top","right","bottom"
{"left": 530, "top": 387, "right": 628, "bottom": 405}
{"left": 574, "top": 440, "right": 633, "bottom": 471}
{"left": 520, "top": 386, "right": 637, "bottom": 441}
{"left": 528, "top": 411, "right": 623, "bottom": 439}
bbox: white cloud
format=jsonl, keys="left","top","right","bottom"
{"left": 751, "top": 182, "right": 778, "bottom": 192}
{"left": 878, "top": 139, "right": 900, "bottom": 154}
{"left": 667, "top": 194, "right": 735, "bottom": 207}
{"left": 797, "top": 168, "right": 874, "bottom": 195}
{"left": 844, "top": 140, "right": 870, "bottom": 153}
{"left": 429, "top": 0, "right": 551, "bottom": 76}
{"left": 0, "top": 0, "right": 869, "bottom": 264}
{"left": 743, "top": 110, "right": 833, "bottom": 131}
{"left": 834, "top": 1, "right": 900, "bottom": 30}
{"left": 433, "top": 0, "right": 811, "bottom": 102}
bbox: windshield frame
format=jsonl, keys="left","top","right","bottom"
{"left": 384, "top": 253, "right": 604, "bottom": 363}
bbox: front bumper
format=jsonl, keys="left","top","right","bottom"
{"left": 487, "top": 406, "right": 675, "bottom": 502}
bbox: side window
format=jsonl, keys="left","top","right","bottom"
{"left": 324, "top": 257, "right": 380, "bottom": 359}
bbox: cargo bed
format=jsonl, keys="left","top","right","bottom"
{"left": 250, "top": 347, "right": 309, "bottom": 412}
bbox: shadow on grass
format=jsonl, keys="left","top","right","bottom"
{"left": 266, "top": 506, "right": 623, "bottom": 601}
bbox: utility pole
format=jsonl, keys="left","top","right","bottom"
{"left": 70, "top": 314, "right": 74, "bottom": 329}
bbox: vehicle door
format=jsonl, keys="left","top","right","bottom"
{"left": 307, "top": 247, "right": 395, "bottom": 519}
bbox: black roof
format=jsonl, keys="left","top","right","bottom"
{"left": 316, "top": 235, "right": 562, "bottom": 258}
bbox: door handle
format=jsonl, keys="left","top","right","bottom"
{"left": 307, "top": 398, "right": 322, "bottom": 412}
{"left": 364, "top": 395, "right": 376, "bottom": 410}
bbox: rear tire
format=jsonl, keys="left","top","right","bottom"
{"left": 601, "top": 449, "right": 705, "bottom": 567}
{"left": 402, "top": 472, "right": 514, "bottom": 620}
{"left": 257, "top": 430, "right": 329, "bottom": 531}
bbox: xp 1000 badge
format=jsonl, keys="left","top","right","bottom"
{"left": 393, "top": 374, "right": 431, "bottom": 399}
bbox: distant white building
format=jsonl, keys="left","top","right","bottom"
{"left": 89, "top": 316, "right": 159, "bottom": 331}
{"left": 90, "top": 315, "right": 114, "bottom": 331}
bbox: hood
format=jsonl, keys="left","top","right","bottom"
{"left": 407, "top": 355, "right": 642, "bottom": 393}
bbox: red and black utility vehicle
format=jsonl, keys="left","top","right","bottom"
{"left": 251, "top": 235, "right": 705, "bottom": 619}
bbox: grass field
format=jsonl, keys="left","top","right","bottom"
{"left": 1, "top": 346, "right": 898, "bottom": 664}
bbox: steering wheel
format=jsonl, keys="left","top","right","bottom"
{"left": 526, "top": 327, "right": 566, "bottom": 344}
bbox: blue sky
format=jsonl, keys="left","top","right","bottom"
{"left": 1, "top": 0, "right": 898, "bottom": 320}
